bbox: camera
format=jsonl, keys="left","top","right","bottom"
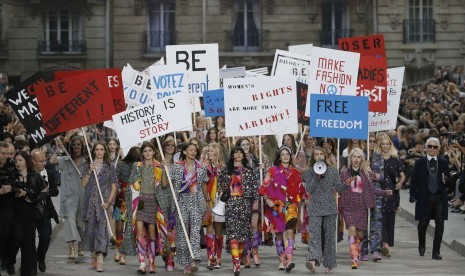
{"left": 0, "top": 158, "right": 20, "bottom": 189}
{"left": 447, "top": 133, "right": 465, "bottom": 147}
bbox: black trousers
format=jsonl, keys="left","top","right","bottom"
{"left": 31, "top": 217, "right": 52, "bottom": 273}
{"left": 417, "top": 193, "right": 444, "bottom": 254}
{"left": 8, "top": 206, "right": 37, "bottom": 276}
{"left": 0, "top": 210, "right": 13, "bottom": 259}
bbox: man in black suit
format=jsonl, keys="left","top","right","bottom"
{"left": 410, "top": 137, "right": 450, "bottom": 260}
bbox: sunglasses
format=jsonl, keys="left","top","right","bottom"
{"left": 427, "top": 145, "right": 439, "bottom": 149}
{"left": 72, "top": 143, "right": 82, "bottom": 147}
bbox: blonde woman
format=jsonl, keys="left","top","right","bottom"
{"left": 340, "top": 148, "right": 392, "bottom": 269}
{"left": 374, "top": 136, "right": 405, "bottom": 257}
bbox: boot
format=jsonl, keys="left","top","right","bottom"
{"left": 96, "top": 253, "right": 104, "bottom": 272}
{"left": 77, "top": 242, "right": 84, "bottom": 257}
{"left": 215, "top": 235, "right": 223, "bottom": 269}
{"left": 358, "top": 236, "right": 368, "bottom": 261}
{"left": 230, "top": 240, "right": 240, "bottom": 276}
{"left": 206, "top": 234, "right": 216, "bottom": 270}
{"left": 349, "top": 236, "right": 359, "bottom": 269}
{"left": 275, "top": 239, "right": 285, "bottom": 270}
{"left": 137, "top": 237, "right": 147, "bottom": 274}
{"left": 241, "top": 238, "right": 251, "bottom": 268}
{"left": 251, "top": 231, "right": 260, "bottom": 266}
{"left": 90, "top": 252, "right": 97, "bottom": 269}
{"left": 68, "top": 242, "right": 75, "bottom": 259}
{"left": 148, "top": 239, "right": 156, "bottom": 274}
{"left": 165, "top": 251, "right": 174, "bottom": 272}
{"left": 285, "top": 238, "right": 295, "bottom": 272}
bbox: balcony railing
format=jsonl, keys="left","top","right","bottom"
{"left": 225, "top": 29, "right": 269, "bottom": 52}
{"left": 144, "top": 31, "right": 176, "bottom": 53}
{"left": 403, "top": 19, "right": 436, "bottom": 43}
{"left": 38, "top": 40, "right": 87, "bottom": 54}
{"left": 320, "top": 29, "right": 353, "bottom": 47}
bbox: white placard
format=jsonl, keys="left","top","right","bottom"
{"left": 166, "top": 43, "right": 220, "bottom": 97}
{"left": 368, "top": 67, "right": 405, "bottom": 132}
{"left": 288, "top": 43, "right": 313, "bottom": 56}
{"left": 271, "top": 49, "right": 311, "bottom": 84}
{"left": 224, "top": 76, "right": 298, "bottom": 137}
{"left": 112, "top": 92, "right": 193, "bottom": 149}
{"left": 305, "top": 46, "right": 360, "bottom": 116}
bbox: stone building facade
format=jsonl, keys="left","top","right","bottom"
{"left": 0, "top": 0, "right": 464, "bottom": 87}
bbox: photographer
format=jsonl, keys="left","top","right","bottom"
{"left": 0, "top": 141, "right": 14, "bottom": 271}
{"left": 6, "top": 151, "right": 47, "bottom": 276}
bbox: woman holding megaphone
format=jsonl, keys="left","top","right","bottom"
{"left": 302, "top": 147, "right": 347, "bottom": 274}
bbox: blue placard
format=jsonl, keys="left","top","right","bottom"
{"left": 309, "top": 94, "right": 368, "bottom": 139}
{"left": 203, "top": 89, "right": 225, "bottom": 117}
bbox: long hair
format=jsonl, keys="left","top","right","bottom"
{"left": 235, "top": 137, "right": 259, "bottom": 167}
{"left": 308, "top": 146, "right": 328, "bottom": 168}
{"left": 374, "top": 136, "right": 398, "bottom": 158}
{"left": 205, "top": 127, "right": 218, "bottom": 144}
{"left": 226, "top": 146, "right": 249, "bottom": 174}
{"left": 347, "top": 139, "right": 365, "bottom": 153}
{"left": 347, "top": 148, "right": 371, "bottom": 177}
{"left": 106, "top": 137, "right": 120, "bottom": 153}
{"left": 14, "top": 150, "right": 34, "bottom": 172}
{"left": 273, "top": 145, "right": 295, "bottom": 167}
{"left": 122, "top": 146, "right": 141, "bottom": 164}
{"left": 162, "top": 137, "right": 176, "bottom": 164}
{"left": 282, "top": 134, "right": 297, "bottom": 154}
{"left": 208, "top": 142, "right": 225, "bottom": 168}
{"left": 179, "top": 142, "right": 198, "bottom": 161}
{"left": 140, "top": 141, "right": 157, "bottom": 161}
{"left": 69, "top": 136, "right": 86, "bottom": 159}
{"left": 319, "top": 138, "right": 337, "bottom": 156}
{"left": 88, "top": 141, "right": 111, "bottom": 166}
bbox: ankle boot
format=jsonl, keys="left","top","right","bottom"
{"left": 230, "top": 240, "right": 240, "bottom": 275}
{"left": 96, "top": 253, "right": 104, "bottom": 272}
{"left": 77, "top": 242, "right": 84, "bottom": 257}
{"left": 90, "top": 252, "right": 97, "bottom": 269}
{"left": 241, "top": 238, "right": 251, "bottom": 268}
{"left": 68, "top": 242, "right": 75, "bottom": 259}
{"left": 206, "top": 234, "right": 216, "bottom": 270}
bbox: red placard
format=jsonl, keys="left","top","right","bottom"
{"left": 55, "top": 68, "right": 126, "bottom": 113}
{"left": 36, "top": 70, "right": 116, "bottom": 135}
{"left": 338, "top": 34, "right": 385, "bottom": 58}
{"left": 356, "top": 56, "right": 387, "bottom": 112}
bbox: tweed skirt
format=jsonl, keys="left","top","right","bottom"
{"left": 137, "top": 193, "right": 158, "bottom": 224}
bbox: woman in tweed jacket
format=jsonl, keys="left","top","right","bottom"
{"left": 303, "top": 147, "right": 347, "bottom": 274}
{"left": 170, "top": 142, "right": 209, "bottom": 274}
{"left": 340, "top": 148, "right": 392, "bottom": 269}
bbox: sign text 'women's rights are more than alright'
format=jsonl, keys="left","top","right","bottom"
{"left": 310, "top": 94, "right": 368, "bottom": 140}
{"left": 166, "top": 43, "right": 220, "bottom": 97}
{"left": 305, "top": 47, "right": 360, "bottom": 116}
{"left": 224, "top": 76, "right": 298, "bottom": 137}
{"left": 112, "top": 92, "right": 192, "bottom": 149}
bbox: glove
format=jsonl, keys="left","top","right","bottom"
{"left": 409, "top": 196, "right": 416, "bottom": 203}
{"left": 168, "top": 212, "right": 176, "bottom": 229}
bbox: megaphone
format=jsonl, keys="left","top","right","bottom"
{"left": 212, "top": 201, "right": 226, "bottom": 217}
{"left": 313, "top": 160, "right": 327, "bottom": 175}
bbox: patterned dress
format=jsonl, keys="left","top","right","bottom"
{"left": 259, "top": 164, "right": 306, "bottom": 233}
{"left": 218, "top": 166, "right": 259, "bottom": 243}
{"left": 170, "top": 160, "right": 208, "bottom": 266}
{"left": 81, "top": 163, "right": 117, "bottom": 254}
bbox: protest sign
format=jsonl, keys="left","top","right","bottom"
{"left": 55, "top": 68, "right": 126, "bottom": 113}
{"left": 356, "top": 56, "right": 387, "bottom": 112}
{"left": 122, "top": 64, "right": 152, "bottom": 109}
{"left": 296, "top": 82, "right": 309, "bottom": 125}
{"left": 4, "top": 72, "right": 57, "bottom": 146}
{"left": 338, "top": 34, "right": 385, "bottom": 58}
{"left": 149, "top": 64, "right": 189, "bottom": 101}
{"left": 224, "top": 76, "right": 297, "bottom": 137}
{"left": 305, "top": 47, "right": 360, "bottom": 116}
{"left": 166, "top": 43, "right": 220, "bottom": 97}
{"left": 310, "top": 94, "right": 368, "bottom": 139}
{"left": 271, "top": 50, "right": 311, "bottom": 84}
{"left": 112, "top": 92, "right": 193, "bottom": 149}
{"left": 203, "top": 89, "right": 224, "bottom": 117}
{"left": 288, "top": 43, "right": 313, "bottom": 56}
{"left": 36, "top": 70, "right": 115, "bottom": 135}
{"left": 220, "top": 66, "right": 246, "bottom": 88}
{"left": 369, "top": 67, "right": 405, "bottom": 132}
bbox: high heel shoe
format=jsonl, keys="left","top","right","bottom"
{"left": 68, "top": 247, "right": 75, "bottom": 259}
